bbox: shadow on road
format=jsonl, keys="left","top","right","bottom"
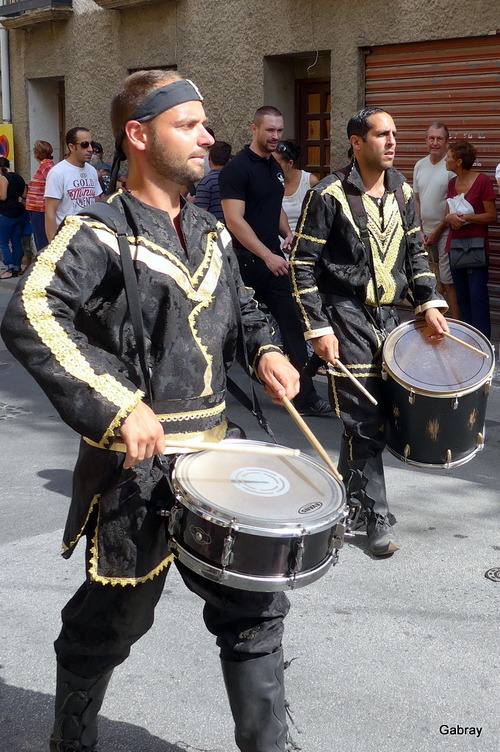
{"left": 0, "top": 676, "right": 211, "bottom": 752}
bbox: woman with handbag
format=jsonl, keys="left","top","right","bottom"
{"left": 444, "top": 140, "right": 496, "bottom": 338}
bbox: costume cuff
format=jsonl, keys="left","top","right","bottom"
{"left": 304, "top": 326, "right": 333, "bottom": 341}
{"left": 414, "top": 300, "right": 448, "bottom": 316}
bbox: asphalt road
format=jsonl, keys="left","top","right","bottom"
{"left": 1, "top": 275, "right": 499, "bottom": 752}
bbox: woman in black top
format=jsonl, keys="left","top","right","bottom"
{"left": 0, "top": 156, "right": 27, "bottom": 279}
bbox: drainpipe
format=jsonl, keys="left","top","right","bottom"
{"left": 0, "top": 0, "right": 11, "bottom": 123}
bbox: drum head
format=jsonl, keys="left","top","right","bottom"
{"left": 383, "top": 319, "right": 495, "bottom": 396}
{"left": 172, "top": 441, "right": 344, "bottom": 535}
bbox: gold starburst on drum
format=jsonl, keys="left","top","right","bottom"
{"left": 426, "top": 418, "right": 440, "bottom": 441}
{"left": 468, "top": 409, "right": 478, "bottom": 430}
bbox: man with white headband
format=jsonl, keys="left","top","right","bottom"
{"left": 2, "top": 70, "right": 300, "bottom": 752}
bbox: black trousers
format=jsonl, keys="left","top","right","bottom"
{"left": 237, "top": 252, "right": 317, "bottom": 407}
{"left": 54, "top": 557, "right": 290, "bottom": 679}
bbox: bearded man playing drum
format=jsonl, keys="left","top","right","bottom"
{"left": 290, "top": 107, "right": 449, "bottom": 556}
{"left": 1, "top": 70, "right": 300, "bottom": 752}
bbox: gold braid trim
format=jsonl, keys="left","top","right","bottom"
{"left": 156, "top": 401, "right": 226, "bottom": 423}
{"left": 61, "top": 493, "right": 100, "bottom": 553}
{"left": 99, "top": 397, "right": 144, "bottom": 448}
{"left": 22, "top": 219, "right": 143, "bottom": 417}
{"left": 87, "top": 504, "right": 175, "bottom": 587}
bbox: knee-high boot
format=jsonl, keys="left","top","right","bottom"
{"left": 221, "top": 649, "right": 287, "bottom": 752}
{"left": 338, "top": 437, "right": 400, "bottom": 556}
{"left": 49, "top": 665, "right": 113, "bottom": 752}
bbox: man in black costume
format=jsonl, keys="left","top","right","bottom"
{"left": 290, "top": 107, "right": 449, "bottom": 556}
{"left": 1, "top": 70, "right": 300, "bottom": 752}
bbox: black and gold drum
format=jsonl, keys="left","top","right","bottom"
{"left": 382, "top": 319, "right": 495, "bottom": 469}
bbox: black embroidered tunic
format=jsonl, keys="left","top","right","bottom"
{"left": 1, "top": 191, "right": 281, "bottom": 584}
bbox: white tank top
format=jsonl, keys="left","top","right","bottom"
{"left": 282, "top": 170, "right": 313, "bottom": 234}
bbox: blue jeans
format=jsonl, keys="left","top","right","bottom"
{"left": 0, "top": 213, "right": 24, "bottom": 271}
{"left": 29, "top": 210, "right": 48, "bottom": 253}
{"left": 450, "top": 265, "right": 491, "bottom": 339}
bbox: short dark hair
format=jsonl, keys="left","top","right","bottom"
{"left": 66, "top": 127, "right": 91, "bottom": 147}
{"left": 209, "top": 140, "right": 231, "bottom": 166}
{"left": 276, "top": 139, "right": 301, "bottom": 163}
{"left": 93, "top": 142, "right": 104, "bottom": 154}
{"left": 253, "top": 106, "right": 283, "bottom": 126}
{"left": 426, "top": 121, "right": 449, "bottom": 140}
{"left": 110, "top": 69, "right": 182, "bottom": 139}
{"left": 34, "top": 140, "right": 53, "bottom": 160}
{"left": 347, "top": 107, "right": 388, "bottom": 140}
{"left": 0, "top": 156, "right": 10, "bottom": 170}
{"left": 448, "top": 140, "right": 477, "bottom": 170}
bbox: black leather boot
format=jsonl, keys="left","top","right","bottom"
{"left": 221, "top": 649, "right": 287, "bottom": 752}
{"left": 338, "top": 439, "right": 400, "bottom": 556}
{"left": 49, "top": 665, "right": 113, "bottom": 752}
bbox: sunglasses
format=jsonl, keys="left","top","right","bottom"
{"left": 75, "top": 141, "right": 96, "bottom": 150}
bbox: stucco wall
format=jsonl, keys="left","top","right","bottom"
{"left": 6, "top": 0, "right": 500, "bottom": 178}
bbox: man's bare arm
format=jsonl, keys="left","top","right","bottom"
{"left": 45, "top": 198, "right": 61, "bottom": 242}
{"left": 221, "top": 197, "right": 288, "bottom": 276}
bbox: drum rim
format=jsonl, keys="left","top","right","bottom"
{"left": 171, "top": 540, "right": 335, "bottom": 591}
{"left": 172, "top": 439, "right": 346, "bottom": 535}
{"left": 382, "top": 318, "right": 495, "bottom": 397}
{"left": 386, "top": 442, "right": 484, "bottom": 469}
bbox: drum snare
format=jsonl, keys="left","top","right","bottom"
{"left": 382, "top": 319, "right": 495, "bottom": 469}
{"left": 169, "top": 440, "right": 346, "bottom": 591}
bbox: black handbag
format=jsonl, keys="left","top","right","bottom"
{"left": 449, "top": 237, "right": 487, "bottom": 270}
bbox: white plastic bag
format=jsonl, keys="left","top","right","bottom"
{"left": 446, "top": 194, "right": 474, "bottom": 225}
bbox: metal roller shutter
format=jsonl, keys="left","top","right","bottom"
{"left": 365, "top": 36, "right": 500, "bottom": 321}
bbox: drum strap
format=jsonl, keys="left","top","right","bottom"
{"left": 78, "top": 201, "right": 154, "bottom": 405}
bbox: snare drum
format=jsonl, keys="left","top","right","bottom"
{"left": 382, "top": 319, "right": 495, "bottom": 469}
{"left": 169, "top": 440, "right": 346, "bottom": 591}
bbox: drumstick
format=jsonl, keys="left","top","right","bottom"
{"left": 162, "top": 440, "right": 301, "bottom": 457}
{"left": 280, "top": 396, "right": 343, "bottom": 482}
{"left": 442, "top": 331, "right": 488, "bottom": 358}
{"left": 331, "top": 360, "right": 379, "bottom": 406}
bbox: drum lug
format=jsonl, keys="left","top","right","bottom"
{"left": 444, "top": 449, "right": 452, "bottom": 469}
{"left": 167, "top": 504, "right": 184, "bottom": 537}
{"left": 289, "top": 533, "right": 306, "bottom": 577}
{"left": 403, "top": 444, "right": 411, "bottom": 462}
{"left": 221, "top": 527, "right": 236, "bottom": 568}
{"left": 408, "top": 389, "right": 416, "bottom": 405}
{"left": 328, "top": 521, "right": 346, "bottom": 553}
{"left": 451, "top": 395, "right": 459, "bottom": 410}
{"left": 476, "top": 432, "right": 484, "bottom": 449}
{"left": 381, "top": 365, "right": 388, "bottom": 382}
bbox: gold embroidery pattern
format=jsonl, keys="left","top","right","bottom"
{"left": 321, "top": 181, "right": 361, "bottom": 239}
{"left": 90, "top": 219, "right": 224, "bottom": 396}
{"left": 363, "top": 193, "right": 403, "bottom": 305}
{"left": 22, "top": 219, "right": 142, "bottom": 415}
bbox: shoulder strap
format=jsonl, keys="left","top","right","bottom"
{"left": 334, "top": 168, "right": 384, "bottom": 320}
{"left": 78, "top": 202, "right": 154, "bottom": 406}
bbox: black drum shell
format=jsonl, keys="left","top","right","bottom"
{"left": 382, "top": 318, "right": 494, "bottom": 469}
{"left": 383, "top": 378, "right": 488, "bottom": 467}
{"left": 171, "top": 504, "right": 334, "bottom": 579}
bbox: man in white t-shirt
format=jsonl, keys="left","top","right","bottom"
{"left": 45, "top": 127, "right": 103, "bottom": 242}
{"left": 413, "top": 121, "right": 459, "bottom": 318}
